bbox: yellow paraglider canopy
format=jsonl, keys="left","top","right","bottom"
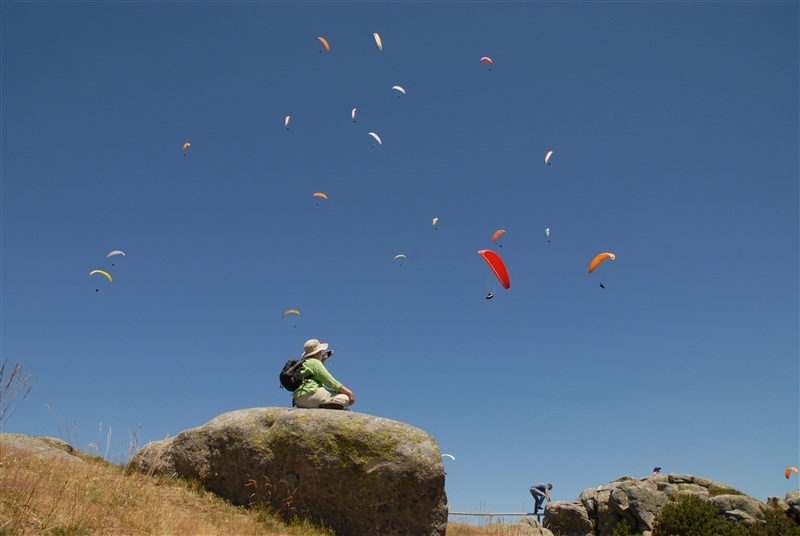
{"left": 89, "top": 270, "right": 112, "bottom": 283}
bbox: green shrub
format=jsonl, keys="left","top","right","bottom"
{"left": 653, "top": 495, "right": 732, "bottom": 536}
{"left": 654, "top": 496, "right": 800, "bottom": 536}
{"left": 612, "top": 520, "right": 638, "bottom": 536}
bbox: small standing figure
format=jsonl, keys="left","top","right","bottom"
{"left": 530, "top": 483, "right": 553, "bottom": 515}
{"left": 651, "top": 466, "right": 661, "bottom": 476}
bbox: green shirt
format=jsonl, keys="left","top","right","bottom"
{"left": 293, "top": 358, "right": 343, "bottom": 399}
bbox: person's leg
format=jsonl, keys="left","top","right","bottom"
{"left": 530, "top": 487, "right": 545, "bottom": 513}
{"left": 297, "top": 388, "right": 349, "bottom": 409}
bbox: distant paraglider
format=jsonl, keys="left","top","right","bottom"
{"left": 492, "top": 229, "right": 506, "bottom": 246}
{"left": 545, "top": 228, "right": 551, "bottom": 242}
{"left": 544, "top": 150, "right": 554, "bottom": 165}
{"left": 182, "top": 142, "right": 190, "bottom": 156}
{"left": 786, "top": 467, "right": 799, "bottom": 479}
{"left": 588, "top": 252, "right": 616, "bottom": 273}
{"left": 282, "top": 309, "right": 300, "bottom": 327}
{"left": 442, "top": 454, "right": 456, "bottom": 462}
{"left": 285, "top": 115, "right": 291, "bottom": 129}
{"left": 90, "top": 269, "right": 112, "bottom": 291}
{"left": 373, "top": 32, "right": 382, "bottom": 50}
{"left": 478, "top": 249, "right": 510, "bottom": 290}
{"left": 312, "top": 192, "right": 328, "bottom": 205}
{"left": 107, "top": 250, "right": 125, "bottom": 267}
{"left": 480, "top": 56, "right": 493, "bottom": 70}
{"left": 432, "top": 217, "right": 439, "bottom": 229}
{"left": 392, "top": 85, "right": 406, "bottom": 96}
{"left": 368, "top": 132, "right": 382, "bottom": 147}
{"left": 351, "top": 108, "right": 357, "bottom": 122}
{"left": 318, "top": 36, "right": 330, "bottom": 52}
{"left": 89, "top": 270, "right": 112, "bottom": 283}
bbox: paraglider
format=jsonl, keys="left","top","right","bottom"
{"left": 282, "top": 308, "right": 300, "bottom": 327}
{"left": 432, "top": 217, "right": 439, "bottom": 228}
{"left": 90, "top": 269, "right": 112, "bottom": 291}
{"left": 312, "top": 192, "right": 328, "bottom": 205}
{"left": 89, "top": 270, "right": 112, "bottom": 283}
{"left": 182, "top": 142, "right": 190, "bottom": 156}
{"left": 545, "top": 228, "right": 551, "bottom": 242}
{"left": 480, "top": 56, "right": 493, "bottom": 70}
{"left": 786, "top": 467, "right": 799, "bottom": 479}
{"left": 373, "top": 32, "right": 382, "bottom": 50}
{"left": 318, "top": 36, "right": 330, "bottom": 52}
{"left": 485, "top": 292, "right": 494, "bottom": 300}
{"left": 351, "top": 108, "right": 357, "bottom": 122}
{"left": 442, "top": 454, "right": 456, "bottom": 462}
{"left": 107, "top": 250, "right": 125, "bottom": 266}
{"left": 544, "top": 150, "right": 554, "bottom": 165}
{"left": 368, "top": 132, "right": 382, "bottom": 147}
{"left": 588, "top": 252, "right": 616, "bottom": 273}
{"left": 285, "top": 115, "right": 291, "bottom": 129}
{"left": 492, "top": 229, "right": 506, "bottom": 245}
{"left": 393, "top": 254, "right": 407, "bottom": 261}
{"left": 392, "top": 85, "right": 406, "bottom": 96}
{"left": 478, "top": 250, "right": 510, "bottom": 290}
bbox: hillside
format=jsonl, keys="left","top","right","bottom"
{"left": 0, "top": 436, "right": 525, "bottom": 535}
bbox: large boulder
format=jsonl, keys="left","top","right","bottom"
{"left": 132, "top": 407, "right": 447, "bottom": 536}
{"left": 543, "top": 500, "right": 593, "bottom": 536}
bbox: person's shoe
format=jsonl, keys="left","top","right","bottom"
{"left": 318, "top": 402, "right": 345, "bottom": 410}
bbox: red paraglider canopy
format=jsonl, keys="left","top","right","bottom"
{"left": 478, "top": 249, "right": 510, "bottom": 289}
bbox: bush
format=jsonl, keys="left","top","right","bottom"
{"left": 653, "top": 495, "right": 732, "bottom": 536}
{"left": 653, "top": 496, "right": 800, "bottom": 536}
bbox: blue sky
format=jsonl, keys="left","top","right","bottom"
{"left": 2, "top": 0, "right": 798, "bottom": 515}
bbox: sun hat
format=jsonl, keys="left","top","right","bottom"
{"left": 302, "top": 339, "right": 329, "bottom": 358}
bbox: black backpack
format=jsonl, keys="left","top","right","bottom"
{"left": 279, "top": 357, "right": 310, "bottom": 391}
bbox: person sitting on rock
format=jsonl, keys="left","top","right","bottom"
{"left": 293, "top": 339, "right": 355, "bottom": 410}
{"left": 530, "top": 482, "right": 552, "bottom": 515}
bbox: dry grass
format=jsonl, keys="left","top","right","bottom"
{"left": 0, "top": 444, "right": 331, "bottom": 535}
{"left": 1, "top": 441, "right": 527, "bottom": 535}
{"left": 447, "top": 520, "right": 537, "bottom": 535}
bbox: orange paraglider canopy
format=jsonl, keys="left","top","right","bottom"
{"left": 492, "top": 229, "right": 506, "bottom": 243}
{"left": 786, "top": 467, "right": 799, "bottom": 479}
{"left": 478, "top": 250, "right": 510, "bottom": 290}
{"left": 588, "top": 252, "right": 616, "bottom": 273}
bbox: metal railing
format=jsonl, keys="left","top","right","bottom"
{"left": 448, "top": 511, "right": 543, "bottom": 522}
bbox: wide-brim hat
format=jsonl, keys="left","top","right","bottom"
{"left": 302, "top": 339, "right": 329, "bottom": 358}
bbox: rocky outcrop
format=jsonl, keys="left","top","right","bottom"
{"left": 544, "top": 474, "right": 796, "bottom": 536}
{"left": 132, "top": 407, "right": 447, "bottom": 536}
{"left": 0, "top": 433, "right": 83, "bottom": 463}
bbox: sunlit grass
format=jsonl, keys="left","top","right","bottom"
{"left": 0, "top": 443, "right": 332, "bottom": 535}
{"left": 1, "top": 439, "right": 530, "bottom": 535}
